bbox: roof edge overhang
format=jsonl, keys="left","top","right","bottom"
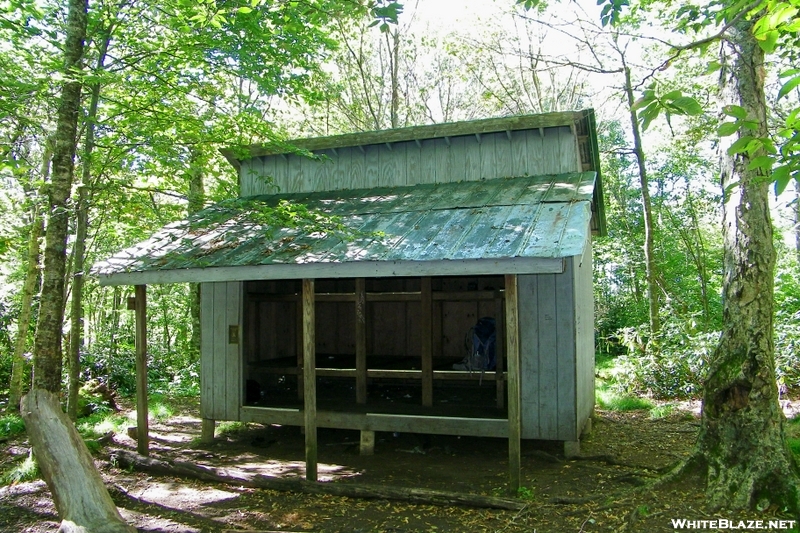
{"left": 98, "top": 257, "right": 567, "bottom": 287}
{"left": 220, "top": 110, "right": 589, "bottom": 171}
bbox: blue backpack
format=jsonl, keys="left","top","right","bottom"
{"left": 453, "top": 317, "right": 497, "bottom": 372}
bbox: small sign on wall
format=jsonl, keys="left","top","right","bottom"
{"left": 228, "top": 325, "right": 240, "bottom": 344}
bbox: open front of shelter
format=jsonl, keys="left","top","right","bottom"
{"left": 94, "top": 109, "right": 607, "bottom": 490}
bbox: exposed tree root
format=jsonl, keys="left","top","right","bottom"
{"left": 569, "top": 453, "right": 671, "bottom": 473}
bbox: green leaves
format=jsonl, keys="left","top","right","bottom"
{"left": 717, "top": 105, "right": 759, "bottom": 139}
{"left": 778, "top": 69, "right": 800, "bottom": 101}
{"left": 597, "top": 0, "right": 630, "bottom": 27}
{"left": 753, "top": 1, "right": 800, "bottom": 53}
{"left": 369, "top": 1, "right": 403, "bottom": 32}
{"left": 633, "top": 85, "right": 703, "bottom": 130}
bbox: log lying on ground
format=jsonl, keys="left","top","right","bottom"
{"left": 111, "top": 449, "right": 526, "bottom": 511}
{"left": 21, "top": 389, "right": 136, "bottom": 533}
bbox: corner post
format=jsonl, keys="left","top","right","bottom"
{"left": 134, "top": 284, "right": 149, "bottom": 456}
{"left": 504, "top": 274, "right": 521, "bottom": 493}
{"left": 200, "top": 419, "right": 215, "bottom": 443}
{"left": 302, "top": 279, "right": 317, "bottom": 481}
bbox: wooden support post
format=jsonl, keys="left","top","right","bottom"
{"left": 302, "top": 279, "right": 317, "bottom": 482}
{"left": 504, "top": 274, "right": 521, "bottom": 493}
{"left": 421, "top": 277, "right": 433, "bottom": 407}
{"left": 134, "top": 284, "right": 149, "bottom": 456}
{"left": 200, "top": 419, "right": 215, "bottom": 443}
{"left": 355, "top": 278, "right": 367, "bottom": 404}
{"left": 360, "top": 430, "right": 375, "bottom": 456}
{"left": 296, "top": 296, "right": 304, "bottom": 401}
{"left": 496, "top": 296, "right": 505, "bottom": 409}
{"left": 564, "top": 441, "right": 580, "bottom": 458}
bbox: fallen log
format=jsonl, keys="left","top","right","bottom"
{"left": 21, "top": 389, "right": 136, "bottom": 533}
{"left": 111, "top": 449, "right": 526, "bottom": 511}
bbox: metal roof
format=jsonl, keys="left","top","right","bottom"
{"left": 94, "top": 172, "right": 596, "bottom": 286}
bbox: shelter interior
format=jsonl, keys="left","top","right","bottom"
{"left": 243, "top": 275, "right": 509, "bottom": 419}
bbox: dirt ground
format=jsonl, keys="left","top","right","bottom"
{"left": 1, "top": 398, "right": 797, "bottom": 533}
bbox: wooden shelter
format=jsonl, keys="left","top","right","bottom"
{"left": 95, "top": 109, "right": 606, "bottom": 490}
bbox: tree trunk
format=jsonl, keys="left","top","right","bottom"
{"left": 387, "top": 28, "right": 400, "bottom": 128}
{"left": 8, "top": 214, "right": 44, "bottom": 412}
{"left": 67, "top": 30, "right": 110, "bottom": 420}
{"left": 9, "top": 142, "right": 53, "bottom": 412}
{"left": 622, "top": 63, "right": 660, "bottom": 340}
{"left": 187, "top": 147, "right": 205, "bottom": 361}
{"left": 21, "top": 389, "right": 136, "bottom": 533}
{"left": 33, "top": 0, "right": 88, "bottom": 392}
{"left": 694, "top": 17, "right": 799, "bottom": 511}
{"left": 794, "top": 182, "right": 800, "bottom": 266}
{"left": 111, "top": 449, "right": 526, "bottom": 511}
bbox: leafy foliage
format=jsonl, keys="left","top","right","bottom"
{"left": 0, "top": 414, "right": 25, "bottom": 439}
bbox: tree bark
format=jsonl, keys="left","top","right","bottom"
{"left": 9, "top": 214, "right": 44, "bottom": 412}
{"left": 694, "top": 17, "right": 800, "bottom": 511}
{"left": 794, "top": 182, "right": 800, "bottom": 266}
{"left": 622, "top": 62, "right": 660, "bottom": 340}
{"left": 111, "top": 449, "right": 526, "bottom": 511}
{"left": 21, "top": 389, "right": 136, "bottom": 533}
{"left": 33, "top": 0, "right": 88, "bottom": 392}
{"left": 8, "top": 143, "right": 53, "bottom": 412}
{"left": 67, "top": 29, "right": 111, "bottom": 420}
{"left": 187, "top": 147, "right": 205, "bottom": 361}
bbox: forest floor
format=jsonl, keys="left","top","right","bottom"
{"left": 1, "top": 396, "right": 799, "bottom": 533}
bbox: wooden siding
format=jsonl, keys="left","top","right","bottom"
{"left": 517, "top": 226, "right": 594, "bottom": 441}
{"left": 519, "top": 260, "right": 579, "bottom": 441}
{"left": 240, "top": 127, "right": 579, "bottom": 196}
{"left": 574, "top": 234, "right": 595, "bottom": 434}
{"left": 200, "top": 281, "right": 242, "bottom": 421}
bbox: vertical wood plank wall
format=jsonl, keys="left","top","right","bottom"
{"left": 519, "top": 260, "right": 580, "bottom": 442}
{"left": 200, "top": 281, "right": 242, "bottom": 421}
{"left": 516, "top": 230, "right": 593, "bottom": 442}
{"left": 239, "top": 127, "right": 578, "bottom": 196}
{"left": 574, "top": 233, "right": 595, "bottom": 433}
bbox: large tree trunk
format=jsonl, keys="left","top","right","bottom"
{"left": 33, "top": 0, "right": 88, "bottom": 392}
{"left": 694, "top": 17, "right": 799, "bottom": 511}
{"left": 21, "top": 389, "right": 136, "bottom": 533}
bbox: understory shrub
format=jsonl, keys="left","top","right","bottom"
{"left": 774, "top": 312, "right": 800, "bottom": 391}
{"left": 81, "top": 341, "right": 200, "bottom": 398}
{"left": 611, "top": 309, "right": 800, "bottom": 399}
{"left": 613, "top": 318, "right": 715, "bottom": 399}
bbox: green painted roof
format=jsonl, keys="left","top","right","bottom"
{"left": 94, "top": 172, "right": 596, "bottom": 285}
